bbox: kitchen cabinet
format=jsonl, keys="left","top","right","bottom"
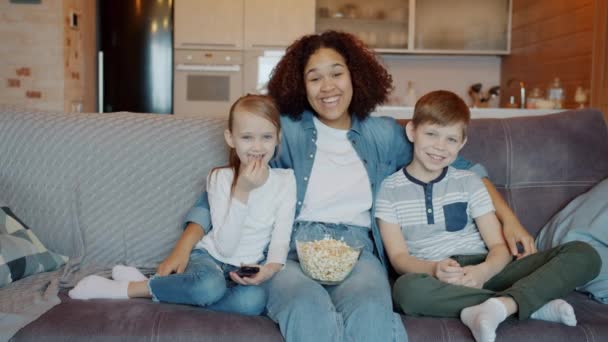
{"left": 174, "top": 0, "right": 244, "bottom": 49}
{"left": 415, "top": 0, "right": 510, "bottom": 53}
{"left": 316, "top": 0, "right": 410, "bottom": 50}
{"left": 244, "top": 0, "right": 315, "bottom": 49}
{"left": 315, "top": 0, "right": 511, "bottom": 55}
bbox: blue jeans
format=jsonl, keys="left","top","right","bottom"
{"left": 264, "top": 222, "right": 408, "bottom": 342}
{"left": 148, "top": 249, "right": 267, "bottom": 316}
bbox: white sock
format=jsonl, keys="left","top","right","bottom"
{"left": 460, "top": 298, "right": 508, "bottom": 342}
{"left": 68, "top": 275, "right": 129, "bottom": 300}
{"left": 112, "top": 265, "right": 148, "bottom": 282}
{"left": 530, "top": 299, "right": 577, "bottom": 326}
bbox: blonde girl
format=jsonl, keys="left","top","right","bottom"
{"left": 70, "top": 95, "right": 296, "bottom": 316}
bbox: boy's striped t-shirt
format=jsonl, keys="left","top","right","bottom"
{"left": 375, "top": 166, "right": 494, "bottom": 261}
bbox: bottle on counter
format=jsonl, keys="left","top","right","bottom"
{"left": 526, "top": 87, "right": 543, "bottom": 109}
{"left": 574, "top": 86, "right": 588, "bottom": 108}
{"left": 547, "top": 77, "right": 565, "bottom": 109}
{"left": 506, "top": 95, "right": 519, "bottom": 108}
{"left": 404, "top": 81, "right": 417, "bottom": 107}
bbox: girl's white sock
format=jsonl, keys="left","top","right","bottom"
{"left": 530, "top": 299, "right": 577, "bottom": 326}
{"left": 112, "top": 264, "right": 148, "bottom": 282}
{"left": 68, "top": 275, "right": 129, "bottom": 300}
{"left": 460, "top": 298, "right": 508, "bottom": 342}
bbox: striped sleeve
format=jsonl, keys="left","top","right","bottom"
{"left": 467, "top": 174, "right": 495, "bottom": 219}
{"left": 375, "top": 178, "right": 399, "bottom": 224}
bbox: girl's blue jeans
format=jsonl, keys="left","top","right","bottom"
{"left": 148, "top": 249, "right": 267, "bottom": 316}
{"left": 263, "top": 221, "right": 408, "bottom": 342}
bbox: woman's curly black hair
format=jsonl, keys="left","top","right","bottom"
{"left": 267, "top": 30, "right": 393, "bottom": 121}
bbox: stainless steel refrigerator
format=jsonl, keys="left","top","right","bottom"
{"left": 98, "top": 0, "right": 173, "bottom": 114}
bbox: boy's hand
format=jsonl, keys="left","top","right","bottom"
{"left": 434, "top": 258, "right": 465, "bottom": 284}
{"left": 460, "top": 264, "right": 490, "bottom": 289}
{"left": 236, "top": 160, "right": 269, "bottom": 194}
{"left": 230, "top": 263, "right": 282, "bottom": 286}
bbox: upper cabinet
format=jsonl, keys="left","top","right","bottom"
{"left": 175, "top": 0, "right": 315, "bottom": 50}
{"left": 316, "top": 0, "right": 511, "bottom": 55}
{"left": 316, "top": 0, "right": 410, "bottom": 51}
{"left": 244, "top": 0, "right": 315, "bottom": 49}
{"left": 175, "top": 0, "right": 244, "bottom": 49}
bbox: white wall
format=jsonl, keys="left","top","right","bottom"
{"left": 380, "top": 54, "right": 502, "bottom": 107}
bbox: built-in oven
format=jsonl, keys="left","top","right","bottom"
{"left": 174, "top": 49, "right": 243, "bottom": 117}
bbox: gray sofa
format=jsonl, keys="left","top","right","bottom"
{"left": 1, "top": 107, "right": 607, "bottom": 341}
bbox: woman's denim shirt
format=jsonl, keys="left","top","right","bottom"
{"left": 184, "top": 110, "right": 487, "bottom": 267}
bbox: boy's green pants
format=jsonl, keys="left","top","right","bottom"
{"left": 393, "top": 241, "right": 601, "bottom": 319}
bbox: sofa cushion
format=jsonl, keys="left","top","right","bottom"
{"left": 459, "top": 110, "right": 608, "bottom": 236}
{"left": 536, "top": 177, "right": 608, "bottom": 303}
{"left": 0, "top": 203, "right": 68, "bottom": 287}
{"left": 0, "top": 110, "right": 228, "bottom": 268}
{"left": 13, "top": 292, "right": 284, "bottom": 342}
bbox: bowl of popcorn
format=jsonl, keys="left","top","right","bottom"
{"left": 295, "top": 228, "right": 363, "bottom": 285}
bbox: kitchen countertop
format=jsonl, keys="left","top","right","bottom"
{"left": 373, "top": 106, "right": 564, "bottom": 119}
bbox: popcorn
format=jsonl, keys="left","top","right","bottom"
{"left": 297, "top": 236, "right": 361, "bottom": 284}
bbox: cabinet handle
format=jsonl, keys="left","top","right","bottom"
{"left": 181, "top": 42, "right": 237, "bottom": 47}
{"left": 251, "top": 44, "right": 286, "bottom": 49}
{"left": 176, "top": 64, "right": 241, "bottom": 72}
{"left": 98, "top": 51, "right": 103, "bottom": 113}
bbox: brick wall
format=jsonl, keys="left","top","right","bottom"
{"left": 0, "top": 0, "right": 92, "bottom": 112}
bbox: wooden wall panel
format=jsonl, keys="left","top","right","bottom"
{"left": 500, "top": 0, "right": 595, "bottom": 109}
{"left": 591, "top": 0, "right": 608, "bottom": 120}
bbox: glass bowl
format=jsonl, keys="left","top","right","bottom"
{"left": 295, "top": 227, "right": 363, "bottom": 285}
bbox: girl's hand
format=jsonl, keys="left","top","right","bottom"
{"left": 229, "top": 263, "right": 282, "bottom": 286}
{"left": 434, "top": 258, "right": 465, "bottom": 284}
{"left": 157, "top": 223, "right": 203, "bottom": 276}
{"left": 236, "top": 160, "right": 269, "bottom": 194}
{"left": 460, "top": 264, "right": 490, "bottom": 289}
{"left": 157, "top": 248, "right": 190, "bottom": 276}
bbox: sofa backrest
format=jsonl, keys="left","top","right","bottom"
{"left": 459, "top": 109, "right": 608, "bottom": 237}
{"left": 0, "top": 109, "right": 227, "bottom": 268}
{"left": 1, "top": 108, "right": 606, "bottom": 268}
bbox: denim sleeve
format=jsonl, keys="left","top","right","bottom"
{"left": 270, "top": 125, "right": 294, "bottom": 169}
{"left": 183, "top": 191, "right": 212, "bottom": 234}
{"left": 391, "top": 119, "right": 413, "bottom": 171}
{"left": 450, "top": 156, "right": 489, "bottom": 179}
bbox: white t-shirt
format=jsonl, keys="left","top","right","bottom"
{"left": 297, "top": 116, "right": 372, "bottom": 228}
{"left": 196, "top": 167, "right": 296, "bottom": 266}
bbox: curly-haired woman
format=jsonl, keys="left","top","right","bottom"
{"left": 181, "top": 30, "right": 536, "bottom": 342}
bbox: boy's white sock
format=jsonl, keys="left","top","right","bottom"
{"left": 460, "top": 298, "right": 508, "bottom": 342}
{"left": 68, "top": 275, "right": 129, "bottom": 300}
{"left": 530, "top": 299, "right": 577, "bottom": 326}
{"left": 112, "top": 265, "right": 148, "bottom": 282}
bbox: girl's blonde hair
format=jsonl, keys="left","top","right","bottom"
{"left": 210, "top": 94, "right": 281, "bottom": 195}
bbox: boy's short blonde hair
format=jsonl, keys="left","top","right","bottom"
{"left": 412, "top": 90, "right": 471, "bottom": 137}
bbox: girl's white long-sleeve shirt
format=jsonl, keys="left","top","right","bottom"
{"left": 195, "top": 167, "right": 296, "bottom": 266}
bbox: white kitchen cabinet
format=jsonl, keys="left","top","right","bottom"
{"left": 414, "top": 0, "right": 510, "bottom": 54}
{"left": 316, "top": 0, "right": 410, "bottom": 50}
{"left": 244, "top": 0, "right": 315, "bottom": 49}
{"left": 175, "top": 0, "right": 244, "bottom": 49}
{"left": 316, "top": 0, "right": 512, "bottom": 55}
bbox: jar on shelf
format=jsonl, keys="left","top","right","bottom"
{"left": 547, "top": 77, "right": 565, "bottom": 109}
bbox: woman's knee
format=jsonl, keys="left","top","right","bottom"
{"left": 269, "top": 280, "right": 335, "bottom": 320}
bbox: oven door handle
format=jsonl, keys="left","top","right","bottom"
{"left": 175, "top": 64, "right": 241, "bottom": 72}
